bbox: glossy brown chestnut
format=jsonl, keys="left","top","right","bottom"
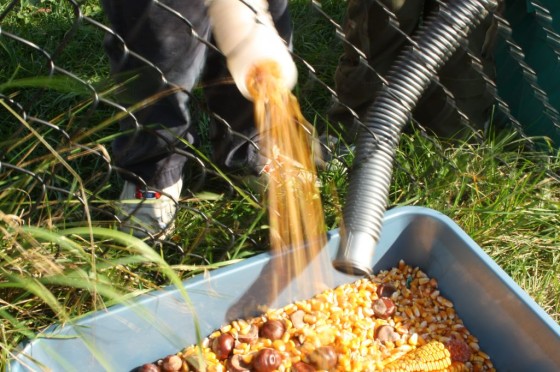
{"left": 212, "top": 333, "right": 235, "bottom": 360}
{"left": 253, "top": 348, "right": 282, "bottom": 372}
{"left": 260, "top": 319, "right": 286, "bottom": 340}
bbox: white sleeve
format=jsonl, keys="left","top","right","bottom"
{"left": 207, "top": 0, "right": 298, "bottom": 100}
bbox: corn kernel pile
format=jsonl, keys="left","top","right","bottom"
{"left": 142, "top": 261, "right": 494, "bottom": 371}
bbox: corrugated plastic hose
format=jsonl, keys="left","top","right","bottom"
{"left": 333, "top": 0, "right": 497, "bottom": 275}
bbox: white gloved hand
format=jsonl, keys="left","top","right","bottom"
{"left": 207, "top": 0, "right": 298, "bottom": 100}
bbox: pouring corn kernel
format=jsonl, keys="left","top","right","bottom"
{"left": 140, "top": 261, "right": 495, "bottom": 371}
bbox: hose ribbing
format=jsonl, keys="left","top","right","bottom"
{"left": 334, "top": 0, "right": 497, "bottom": 275}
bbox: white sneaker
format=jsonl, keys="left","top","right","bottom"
{"left": 116, "top": 179, "right": 182, "bottom": 239}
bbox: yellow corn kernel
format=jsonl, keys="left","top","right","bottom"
{"left": 395, "top": 338, "right": 406, "bottom": 347}
{"left": 284, "top": 303, "right": 297, "bottom": 314}
{"left": 416, "top": 270, "right": 428, "bottom": 278}
{"left": 272, "top": 339, "right": 286, "bottom": 352}
{"left": 472, "top": 355, "right": 486, "bottom": 363}
{"left": 478, "top": 351, "right": 491, "bottom": 360}
{"left": 404, "top": 307, "right": 415, "bottom": 319}
{"left": 408, "top": 333, "right": 419, "bottom": 346}
{"left": 231, "top": 320, "right": 240, "bottom": 330}
{"left": 437, "top": 296, "right": 454, "bottom": 308}
{"left": 469, "top": 341, "right": 480, "bottom": 352}
{"left": 429, "top": 278, "right": 438, "bottom": 288}
{"left": 447, "top": 361, "right": 469, "bottom": 371}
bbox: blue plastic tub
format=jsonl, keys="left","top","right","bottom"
{"left": 9, "top": 206, "right": 560, "bottom": 371}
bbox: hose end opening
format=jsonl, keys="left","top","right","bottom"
{"left": 333, "top": 230, "right": 376, "bottom": 276}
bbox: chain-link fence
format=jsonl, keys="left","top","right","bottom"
{"left": 1, "top": 0, "right": 560, "bottom": 319}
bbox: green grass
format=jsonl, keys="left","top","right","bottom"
{"left": 1, "top": 0, "right": 560, "bottom": 370}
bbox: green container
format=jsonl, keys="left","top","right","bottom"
{"left": 495, "top": 0, "right": 560, "bottom": 146}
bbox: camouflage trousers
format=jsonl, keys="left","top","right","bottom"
{"left": 328, "top": 0, "right": 503, "bottom": 142}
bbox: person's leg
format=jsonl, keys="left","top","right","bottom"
{"left": 102, "top": 0, "right": 210, "bottom": 190}
{"left": 101, "top": 0, "right": 210, "bottom": 236}
{"left": 328, "top": 0, "right": 502, "bottom": 142}
{"left": 411, "top": 0, "right": 503, "bottom": 138}
{"left": 327, "top": 0, "right": 425, "bottom": 144}
{"left": 202, "top": 0, "right": 293, "bottom": 176}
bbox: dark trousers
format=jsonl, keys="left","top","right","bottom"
{"left": 101, "top": 0, "right": 292, "bottom": 189}
{"left": 328, "top": 0, "right": 503, "bottom": 142}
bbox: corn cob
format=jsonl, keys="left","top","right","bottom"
{"left": 383, "top": 340, "right": 452, "bottom": 371}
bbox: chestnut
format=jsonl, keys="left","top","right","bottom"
{"left": 372, "top": 297, "right": 396, "bottom": 319}
{"left": 253, "top": 348, "right": 282, "bottom": 372}
{"left": 308, "top": 346, "right": 337, "bottom": 371}
{"left": 376, "top": 283, "right": 397, "bottom": 299}
{"left": 137, "top": 363, "right": 160, "bottom": 372}
{"left": 260, "top": 319, "right": 286, "bottom": 340}
{"left": 212, "top": 333, "right": 235, "bottom": 360}
{"left": 161, "top": 354, "right": 182, "bottom": 372}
